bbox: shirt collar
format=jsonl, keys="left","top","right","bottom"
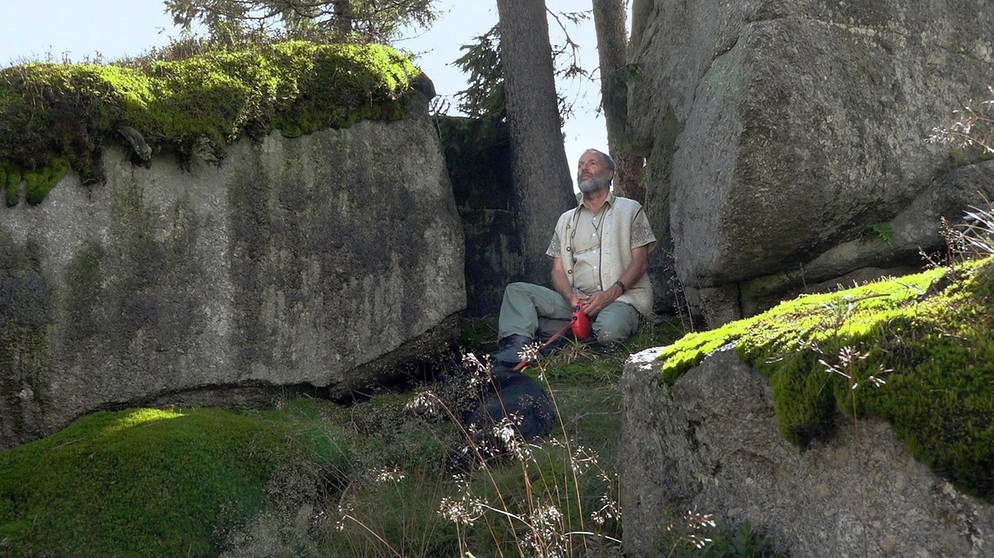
{"left": 574, "top": 189, "right": 616, "bottom": 209}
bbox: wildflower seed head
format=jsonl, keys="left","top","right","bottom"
{"left": 569, "top": 444, "right": 598, "bottom": 475}
{"left": 405, "top": 390, "right": 442, "bottom": 416}
{"left": 438, "top": 495, "right": 484, "bottom": 525}
{"left": 519, "top": 342, "right": 542, "bottom": 363}
{"left": 334, "top": 501, "right": 355, "bottom": 531}
{"left": 373, "top": 466, "right": 406, "bottom": 483}
{"left": 591, "top": 492, "right": 620, "bottom": 526}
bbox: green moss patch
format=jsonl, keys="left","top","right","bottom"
{"left": 0, "top": 41, "right": 424, "bottom": 201}
{"left": 0, "top": 403, "right": 352, "bottom": 557}
{"left": 0, "top": 392, "right": 459, "bottom": 557}
{"left": 657, "top": 260, "right": 994, "bottom": 501}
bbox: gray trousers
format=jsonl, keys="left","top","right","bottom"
{"left": 497, "top": 282, "right": 640, "bottom": 345}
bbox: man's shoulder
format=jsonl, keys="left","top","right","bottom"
{"left": 610, "top": 195, "right": 644, "bottom": 212}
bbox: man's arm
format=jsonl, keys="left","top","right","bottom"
{"left": 614, "top": 244, "right": 650, "bottom": 297}
{"left": 580, "top": 245, "right": 649, "bottom": 316}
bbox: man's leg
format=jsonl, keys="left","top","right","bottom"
{"left": 496, "top": 282, "right": 572, "bottom": 366}
{"left": 497, "top": 282, "right": 572, "bottom": 340}
{"left": 592, "top": 301, "right": 640, "bottom": 345}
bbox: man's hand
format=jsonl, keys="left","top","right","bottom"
{"left": 581, "top": 245, "right": 650, "bottom": 316}
{"left": 576, "top": 285, "right": 620, "bottom": 317}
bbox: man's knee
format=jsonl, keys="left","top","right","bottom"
{"left": 593, "top": 323, "right": 628, "bottom": 345}
{"left": 593, "top": 304, "right": 639, "bottom": 345}
{"left": 501, "top": 282, "right": 531, "bottom": 306}
{"left": 504, "top": 282, "right": 532, "bottom": 296}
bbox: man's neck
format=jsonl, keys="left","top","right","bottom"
{"left": 582, "top": 187, "right": 610, "bottom": 213}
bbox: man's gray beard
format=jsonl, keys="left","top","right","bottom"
{"left": 577, "top": 174, "right": 610, "bottom": 194}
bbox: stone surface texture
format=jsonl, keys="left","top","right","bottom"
{"left": 620, "top": 346, "right": 994, "bottom": 557}
{"left": 628, "top": 0, "right": 994, "bottom": 324}
{"left": 0, "top": 117, "right": 465, "bottom": 448}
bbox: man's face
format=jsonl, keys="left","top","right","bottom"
{"left": 576, "top": 151, "right": 613, "bottom": 194}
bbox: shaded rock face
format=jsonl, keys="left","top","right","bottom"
{"left": 438, "top": 116, "right": 519, "bottom": 316}
{"left": 0, "top": 117, "right": 466, "bottom": 449}
{"left": 628, "top": 0, "right": 994, "bottom": 325}
{"left": 620, "top": 347, "right": 994, "bottom": 557}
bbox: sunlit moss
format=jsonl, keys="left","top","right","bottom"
{"left": 656, "top": 260, "right": 994, "bottom": 501}
{"left": 0, "top": 41, "right": 424, "bottom": 203}
{"left": 22, "top": 157, "right": 69, "bottom": 204}
{"left": 93, "top": 407, "right": 186, "bottom": 435}
{"left": 0, "top": 402, "right": 353, "bottom": 557}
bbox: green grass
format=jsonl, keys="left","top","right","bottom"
{"left": 14, "top": 263, "right": 993, "bottom": 556}
{"left": 0, "top": 318, "right": 680, "bottom": 557}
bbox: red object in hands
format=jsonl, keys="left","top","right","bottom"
{"left": 571, "top": 305, "right": 592, "bottom": 340}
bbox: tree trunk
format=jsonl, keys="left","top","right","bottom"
{"left": 496, "top": 0, "right": 575, "bottom": 284}
{"left": 332, "top": 0, "right": 354, "bottom": 36}
{"left": 592, "top": 0, "right": 644, "bottom": 202}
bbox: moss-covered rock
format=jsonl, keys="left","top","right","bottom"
{"left": 655, "top": 259, "right": 994, "bottom": 501}
{"left": 0, "top": 41, "right": 425, "bottom": 201}
{"left": 0, "top": 402, "right": 352, "bottom": 557}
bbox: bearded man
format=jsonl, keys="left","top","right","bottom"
{"left": 494, "top": 148, "right": 657, "bottom": 368}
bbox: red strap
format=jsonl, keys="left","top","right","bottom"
{"left": 512, "top": 319, "right": 576, "bottom": 371}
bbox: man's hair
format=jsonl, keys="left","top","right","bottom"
{"left": 584, "top": 148, "right": 615, "bottom": 172}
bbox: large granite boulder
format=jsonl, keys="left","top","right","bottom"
{"left": 628, "top": 0, "right": 994, "bottom": 324}
{"left": 620, "top": 346, "right": 994, "bottom": 557}
{"left": 0, "top": 118, "right": 465, "bottom": 449}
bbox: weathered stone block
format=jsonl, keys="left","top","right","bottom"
{"left": 0, "top": 117, "right": 465, "bottom": 448}
{"left": 629, "top": 0, "right": 994, "bottom": 323}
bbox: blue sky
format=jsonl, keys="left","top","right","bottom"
{"left": 0, "top": 0, "right": 609, "bottom": 165}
